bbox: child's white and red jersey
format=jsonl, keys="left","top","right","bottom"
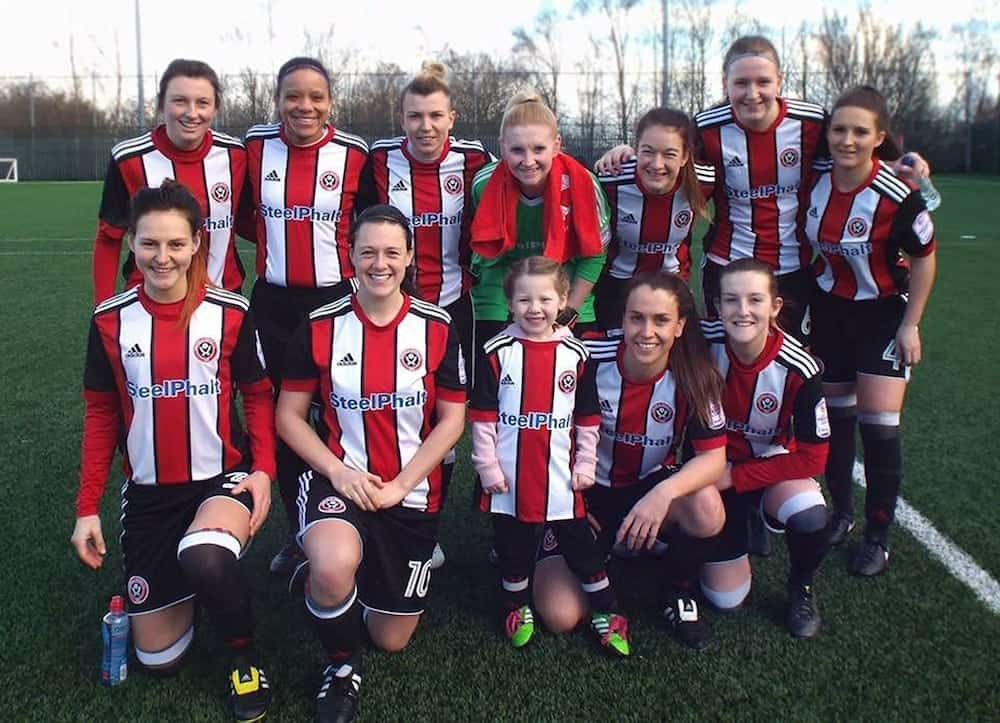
{"left": 584, "top": 330, "right": 727, "bottom": 488}
{"left": 470, "top": 329, "right": 599, "bottom": 523}
{"left": 702, "top": 321, "right": 829, "bottom": 493}
{"left": 282, "top": 292, "right": 466, "bottom": 514}
{"left": 78, "top": 286, "right": 275, "bottom": 516}
{"left": 801, "top": 160, "right": 936, "bottom": 301}
{"left": 599, "top": 161, "right": 715, "bottom": 281}
{"left": 696, "top": 98, "right": 827, "bottom": 274}
{"left": 241, "top": 124, "right": 371, "bottom": 288}
{"left": 93, "top": 126, "right": 247, "bottom": 303}
{"left": 368, "top": 137, "right": 493, "bottom": 306}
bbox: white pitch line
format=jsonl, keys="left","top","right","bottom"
{"left": 852, "top": 460, "right": 1000, "bottom": 615}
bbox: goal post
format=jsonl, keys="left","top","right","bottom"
{"left": 0, "top": 158, "right": 18, "bottom": 183}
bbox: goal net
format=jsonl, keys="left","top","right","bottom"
{"left": 0, "top": 158, "right": 18, "bottom": 183}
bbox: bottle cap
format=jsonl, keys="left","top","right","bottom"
{"left": 109, "top": 595, "right": 124, "bottom": 614}
{"left": 900, "top": 153, "right": 916, "bottom": 167}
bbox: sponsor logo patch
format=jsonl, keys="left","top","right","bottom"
{"left": 194, "top": 337, "right": 218, "bottom": 363}
{"left": 318, "top": 496, "right": 347, "bottom": 514}
{"left": 542, "top": 528, "right": 558, "bottom": 552}
{"left": 650, "top": 401, "right": 674, "bottom": 424}
{"left": 815, "top": 399, "right": 831, "bottom": 438}
{"left": 127, "top": 575, "right": 149, "bottom": 606}
{"left": 708, "top": 401, "right": 726, "bottom": 430}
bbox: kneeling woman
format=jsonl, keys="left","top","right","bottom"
{"left": 534, "top": 272, "right": 728, "bottom": 650}
{"left": 276, "top": 205, "right": 466, "bottom": 722}
{"left": 71, "top": 180, "right": 275, "bottom": 722}
{"left": 700, "top": 259, "right": 831, "bottom": 639}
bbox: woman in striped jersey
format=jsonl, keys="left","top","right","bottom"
{"left": 92, "top": 59, "right": 247, "bottom": 304}
{"left": 594, "top": 107, "right": 714, "bottom": 329}
{"left": 802, "top": 86, "right": 937, "bottom": 577}
{"left": 72, "top": 181, "right": 275, "bottom": 721}
{"left": 700, "top": 259, "right": 831, "bottom": 638}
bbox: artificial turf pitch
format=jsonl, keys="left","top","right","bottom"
{"left": 1, "top": 178, "right": 998, "bottom": 721}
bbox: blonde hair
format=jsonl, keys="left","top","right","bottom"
{"left": 500, "top": 88, "right": 557, "bottom": 138}
{"left": 400, "top": 61, "right": 451, "bottom": 110}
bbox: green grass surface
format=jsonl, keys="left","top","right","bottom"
{"left": 1, "top": 178, "right": 999, "bottom": 720}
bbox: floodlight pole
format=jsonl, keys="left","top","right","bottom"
{"left": 135, "top": 0, "right": 144, "bottom": 127}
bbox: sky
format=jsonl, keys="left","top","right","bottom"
{"left": 2, "top": 0, "right": 996, "bottom": 104}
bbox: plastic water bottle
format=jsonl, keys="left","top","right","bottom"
{"left": 900, "top": 154, "right": 941, "bottom": 211}
{"left": 101, "top": 595, "right": 129, "bottom": 687}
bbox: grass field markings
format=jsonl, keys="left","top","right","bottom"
{"left": 0, "top": 251, "right": 91, "bottom": 256}
{"left": 852, "top": 460, "right": 1000, "bottom": 615}
{"left": 0, "top": 237, "right": 88, "bottom": 243}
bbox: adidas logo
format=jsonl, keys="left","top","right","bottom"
{"left": 808, "top": 207, "right": 819, "bottom": 218}
{"left": 336, "top": 353, "right": 357, "bottom": 367}
{"left": 391, "top": 179, "right": 408, "bottom": 192}
{"left": 264, "top": 169, "right": 281, "bottom": 182}
{"left": 600, "top": 399, "right": 613, "bottom": 413}
{"left": 500, "top": 373, "right": 515, "bottom": 386}
{"left": 727, "top": 156, "right": 744, "bottom": 168}
{"left": 125, "top": 343, "right": 144, "bottom": 358}
{"left": 619, "top": 212, "right": 638, "bottom": 224}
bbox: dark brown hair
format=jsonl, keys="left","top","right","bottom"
{"left": 718, "top": 258, "right": 783, "bottom": 329}
{"left": 723, "top": 35, "right": 781, "bottom": 76}
{"left": 129, "top": 179, "right": 208, "bottom": 328}
{"left": 349, "top": 204, "right": 419, "bottom": 296}
{"left": 830, "top": 85, "right": 903, "bottom": 160}
{"left": 623, "top": 272, "right": 724, "bottom": 426}
{"left": 503, "top": 256, "right": 570, "bottom": 301}
{"left": 156, "top": 59, "right": 221, "bottom": 112}
{"left": 275, "top": 56, "right": 332, "bottom": 99}
{"left": 634, "top": 107, "right": 708, "bottom": 220}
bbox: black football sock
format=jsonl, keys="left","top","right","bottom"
{"left": 825, "top": 403, "right": 858, "bottom": 518}
{"left": 859, "top": 422, "right": 902, "bottom": 544}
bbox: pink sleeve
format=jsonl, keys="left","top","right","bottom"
{"left": 471, "top": 420, "right": 506, "bottom": 490}
{"left": 572, "top": 424, "right": 599, "bottom": 481}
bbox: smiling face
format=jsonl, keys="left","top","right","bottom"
{"left": 724, "top": 55, "right": 782, "bottom": 131}
{"left": 401, "top": 90, "right": 455, "bottom": 163}
{"left": 161, "top": 76, "right": 217, "bottom": 150}
{"left": 621, "top": 285, "right": 686, "bottom": 375}
{"left": 508, "top": 272, "right": 566, "bottom": 341}
{"left": 501, "top": 123, "right": 561, "bottom": 197}
{"left": 129, "top": 209, "right": 200, "bottom": 303}
{"left": 636, "top": 124, "right": 689, "bottom": 196}
{"left": 718, "top": 269, "right": 781, "bottom": 356}
{"left": 828, "top": 105, "right": 885, "bottom": 178}
{"left": 278, "top": 68, "right": 332, "bottom": 146}
{"left": 349, "top": 220, "right": 413, "bottom": 304}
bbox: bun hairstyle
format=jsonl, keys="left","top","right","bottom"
{"left": 500, "top": 88, "right": 558, "bottom": 138}
{"left": 129, "top": 179, "right": 209, "bottom": 328}
{"left": 502, "top": 256, "right": 570, "bottom": 301}
{"left": 831, "top": 85, "right": 903, "bottom": 160}
{"left": 157, "top": 59, "right": 222, "bottom": 112}
{"left": 275, "top": 56, "right": 332, "bottom": 98}
{"left": 400, "top": 61, "right": 451, "bottom": 109}
{"left": 623, "top": 271, "right": 724, "bottom": 426}
{"left": 634, "top": 107, "right": 708, "bottom": 219}
{"left": 722, "top": 35, "right": 782, "bottom": 76}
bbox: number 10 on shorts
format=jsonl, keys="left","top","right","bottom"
{"left": 404, "top": 560, "right": 432, "bottom": 598}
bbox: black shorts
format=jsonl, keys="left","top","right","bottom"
{"left": 810, "top": 291, "right": 909, "bottom": 383}
{"left": 702, "top": 259, "right": 812, "bottom": 344}
{"left": 593, "top": 274, "right": 629, "bottom": 331}
{"left": 121, "top": 471, "right": 253, "bottom": 615}
{"left": 296, "top": 470, "right": 439, "bottom": 615}
{"left": 250, "top": 278, "right": 354, "bottom": 387}
{"left": 442, "top": 294, "right": 474, "bottom": 387}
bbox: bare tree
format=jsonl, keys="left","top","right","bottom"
{"left": 576, "top": 0, "right": 641, "bottom": 140}
{"left": 511, "top": 8, "right": 563, "bottom": 117}
{"left": 671, "top": 0, "right": 715, "bottom": 114}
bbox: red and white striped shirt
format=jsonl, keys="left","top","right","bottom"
{"left": 470, "top": 331, "right": 599, "bottom": 523}
{"left": 696, "top": 98, "right": 827, "bottom": 274}
{"left": 702, "top": 322, "right": 829, "bottom": 493}
{"left": 242, "top": 124, "right": 370, "bottom": 288}
{"left": 802, "top": 160, "right": 935, "bottom": 301}
{"left": 78, "top": 286, "right": 275, "bottom": 515}
{"left": 599, "top": 161, "right": 714, "bottom": 281}
{"left": 282, "top": 293, "right": 466, "bottom": 514}
{"left": 368, "top": 137, "right": 493, "bottom": 306}
{"left": 93, "top": 126, "right": 247, "bottom": 303}
{"left": 584, "top": 331, "right": 727, "bottom": 488}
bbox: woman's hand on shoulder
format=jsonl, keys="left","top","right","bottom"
{"left": 594, "top": 145, "right": 635, "bottom": 175}
{"left": 329, "top": 465, "right": 383, "bottom": 512}
{"left": 71, "top": 515, "right": 106, "bottom": 570}
{"left": 231, "top": 471, "right": 272, "bottom": 537}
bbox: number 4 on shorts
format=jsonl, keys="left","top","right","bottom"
{"left": 881, "top": 339, "right": 901, "bottom": 371}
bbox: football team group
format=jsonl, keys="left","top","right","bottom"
{"left": 68, "top": 34, "right": 937, "bottom": 723}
